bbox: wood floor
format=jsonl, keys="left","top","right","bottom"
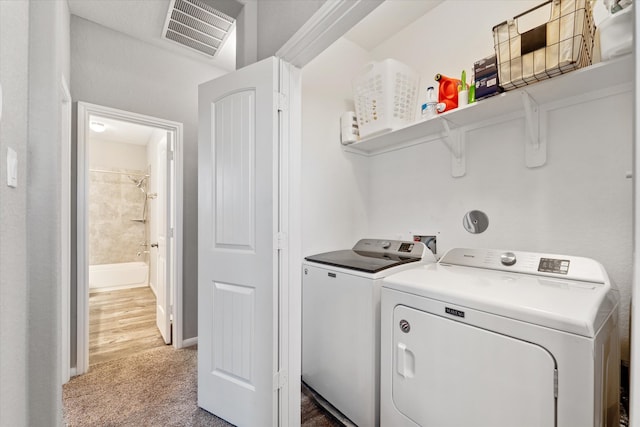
{"left": 90, "top": 286, "right": 166, "bottom": 366}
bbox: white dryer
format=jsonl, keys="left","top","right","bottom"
{"left": 380, "top": 248, "right": 620, "bottom": 427}
{"left": 303, "top": 239, "right": 436, "bottom": 427}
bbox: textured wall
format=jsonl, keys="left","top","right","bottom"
{"left": 0, "top": 1, "right": 30, "bottom": 425}
{"left": 27, "top": 0, "right": 70, "bottom": 424}
{"left": 256, "top": 0, "right": 326, "bottom": 61}
{"left": 89, "top": 169, "right": 148, "bottom": 265}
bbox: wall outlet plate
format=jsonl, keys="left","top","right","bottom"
{"left": 7, "top": 147, "right": 17, "bottom": 188}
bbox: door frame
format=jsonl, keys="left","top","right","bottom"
{"left": 60, "top": 76, "right": 72, "bottom": 384}
{"left": 76, "top": 102, "right": 184, "bottom": 375}
{"left": 273, "top": 1, "right": 383, "bottom": 424}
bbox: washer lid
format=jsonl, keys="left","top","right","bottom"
{"left": 304, "top": 238, "right": 432, "bottom": 274}
{"left": 383, "top": 249, "right": 619, "bottom": 337}
{"left": 305, "top": 249, "right": 422, "bottom": 273}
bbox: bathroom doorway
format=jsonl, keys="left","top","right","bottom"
{"left": 76, "top": 103, "right": 184, "bottom": 374}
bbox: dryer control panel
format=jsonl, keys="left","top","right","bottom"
{"left": 439, "top": 248, "right": 606, "bottom": 284}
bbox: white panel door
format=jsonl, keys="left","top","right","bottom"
{"left": 393, "top": 305, "right": 556, "bottom": 427}
{"left": 155, "top": 132, "right": 171, "bottom": 344}
{"left": 198, "top": 57, "right": 279, "bottom": 426}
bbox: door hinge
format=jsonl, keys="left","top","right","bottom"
{"left": 553, "top": 368, "right": 558, "bottom": 398}
{"left": 168, "top": 150, "right": 174, "bottom": 161}
{"left": 273, "top": 370, "right": 288, "bottom": 390}
{"left": 169, "top": 227, "right": 174, "bottom": 238}
{"left": 275, "top": 92, "right": 288, "bottom": 112}
{"left": 274, "top": 232, "right": 288, "bottom": 250}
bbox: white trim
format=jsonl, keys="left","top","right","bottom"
{"left": 279, "top": 60, "right": 303, "bottom": 427}
{"left": 630, "top": 6, "right": 639, "bottom": 424}
{"left": 76, "top": 102, "right": 89, "bottom": 375}
{"left": 76, "top": 102, "right": 184, "bottom": 374}
{"left": 274, "top": 2, "right": 386, "bottom": 425}
{"left": 182, "top": 336, "right": 198, "bottom": 348}
{"left": 275, "top": 0, "right": 382, "bottom": 68}
{"left": 171, "top": 124, "right": 185, "bottom": 350}
{"left": 60, "top": 76, "right": 72, "bottom": 385}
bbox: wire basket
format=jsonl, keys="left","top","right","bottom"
{"left": 492, "top": 0, "right": 595, "bottom": 90}
{"left": 352, "top": 59, "right": 420, "bottom": 138}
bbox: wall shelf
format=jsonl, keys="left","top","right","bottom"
{"left": 343, "top": 54, "right": 633, "bottom": 176}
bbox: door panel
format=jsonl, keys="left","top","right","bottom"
{"left": 156, "top": 132, "right": 171, "bottom": 344}
{"left": 198, "top": 56, "right": 279, "bottom": 426}
{"left": 392, "top": 305, "right": 556, "bottom": 427}
{"left": 214, "top": 90, "right": 256, "bottom": 250}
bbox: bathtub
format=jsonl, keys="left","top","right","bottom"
{"left": 89, "top": 262, "right": 148, "bottom": 291}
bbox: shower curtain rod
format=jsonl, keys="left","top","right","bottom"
{"left": 89, "top": 169, "right": 149, "bottom": 177}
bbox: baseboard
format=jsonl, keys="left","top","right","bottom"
{"left": 69, "top": 367, "right": 78, "bottom": 378}
{"left": 182, "top": 337, "right": 197, "bottom": 348}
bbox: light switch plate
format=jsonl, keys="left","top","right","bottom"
{"left": 7, "top": 147, "right": 17, "bottom": 188}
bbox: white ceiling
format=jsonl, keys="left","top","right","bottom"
{"left": 343, "top": 0, "right": 443, "bottom": 52}
{"left": 89, "top": 116, "right": 157, "bottom": 146}
{"left": 67, "top": 0, "right": 236, "bottom": 72}
{"left": 344, "top": 0, "right": 444, "bottom": 51}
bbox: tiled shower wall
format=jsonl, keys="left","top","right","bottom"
{"left": 89, "top": 168, "right": 147, "bottom": 265}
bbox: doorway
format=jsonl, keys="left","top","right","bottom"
{"left": 76, "top": 102, "right": 184, "bottom": 375}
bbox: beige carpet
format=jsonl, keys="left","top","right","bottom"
{"left": 63, "top": 345, "right": 341, "bottom": 426}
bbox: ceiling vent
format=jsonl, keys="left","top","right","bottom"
{"left": 162, "top": 0, "right": 241, "bottom": 58}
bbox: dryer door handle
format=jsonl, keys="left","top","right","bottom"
{"left": 396, "top": 343, "right": 415, "bottom": 378}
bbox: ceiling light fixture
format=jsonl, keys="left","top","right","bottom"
{"left": 90, "top": 121, "right": 106, "bottom": 133}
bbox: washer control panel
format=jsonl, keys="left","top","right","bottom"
{"left": 353, "top": 239, "right": 427, "bottom": 258}
{"left": 439, "top": 248, "right": 606, "bottom": 284}
{"left": 538, "top": 258, "right": 570, "bottom": 274}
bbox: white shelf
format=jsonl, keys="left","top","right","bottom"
{"left": 343, "top": 54, "right": 633, "bottom": 162}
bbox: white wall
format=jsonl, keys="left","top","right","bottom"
{"left": 0, "top": 1, "right": 29, "bottom": 425}
{"left": 302, "top": 38, "right": 371, "bottom": 256}
{"left": 71, "top": 16, "right": 227, "bottom": 347}
{"left": 302, "top": 1, "right": 634, "bottom": 362}
{"left": 90, "top": 138, "right": 147, "bottom": 171}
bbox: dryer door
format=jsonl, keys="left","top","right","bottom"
{"left": 393, "top": 305, "right": 556, "bottom": 427}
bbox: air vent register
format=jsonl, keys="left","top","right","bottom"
{"left": 162, "top": 0, "right": 241, "bottom": 58}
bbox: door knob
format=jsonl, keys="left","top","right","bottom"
{"left": 151, "top": 243, "right": 159, "bottom": 248}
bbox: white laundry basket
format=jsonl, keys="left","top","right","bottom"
{"left": 352, "top": 59, "right": 420, "bottom": 138}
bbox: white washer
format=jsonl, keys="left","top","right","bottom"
{"left": 303, "top": 239, "right": 436, "bottom": 427}
{"left": 381, "top": 248, "right": 620, "bottom": 427}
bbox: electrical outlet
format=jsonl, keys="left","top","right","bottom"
{"left": 412, "top": 234, "right": 437, "bottom": 255}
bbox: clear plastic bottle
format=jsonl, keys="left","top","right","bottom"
{"left": 421, "top": 86, "right": 445, "bottom": 120}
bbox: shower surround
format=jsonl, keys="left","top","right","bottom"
{"left": 89, "top": 168, "right": 148, "bottom": 266}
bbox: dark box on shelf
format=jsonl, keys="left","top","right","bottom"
{"left": 474, "top": 54, "right": 502, "bottom": 100}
